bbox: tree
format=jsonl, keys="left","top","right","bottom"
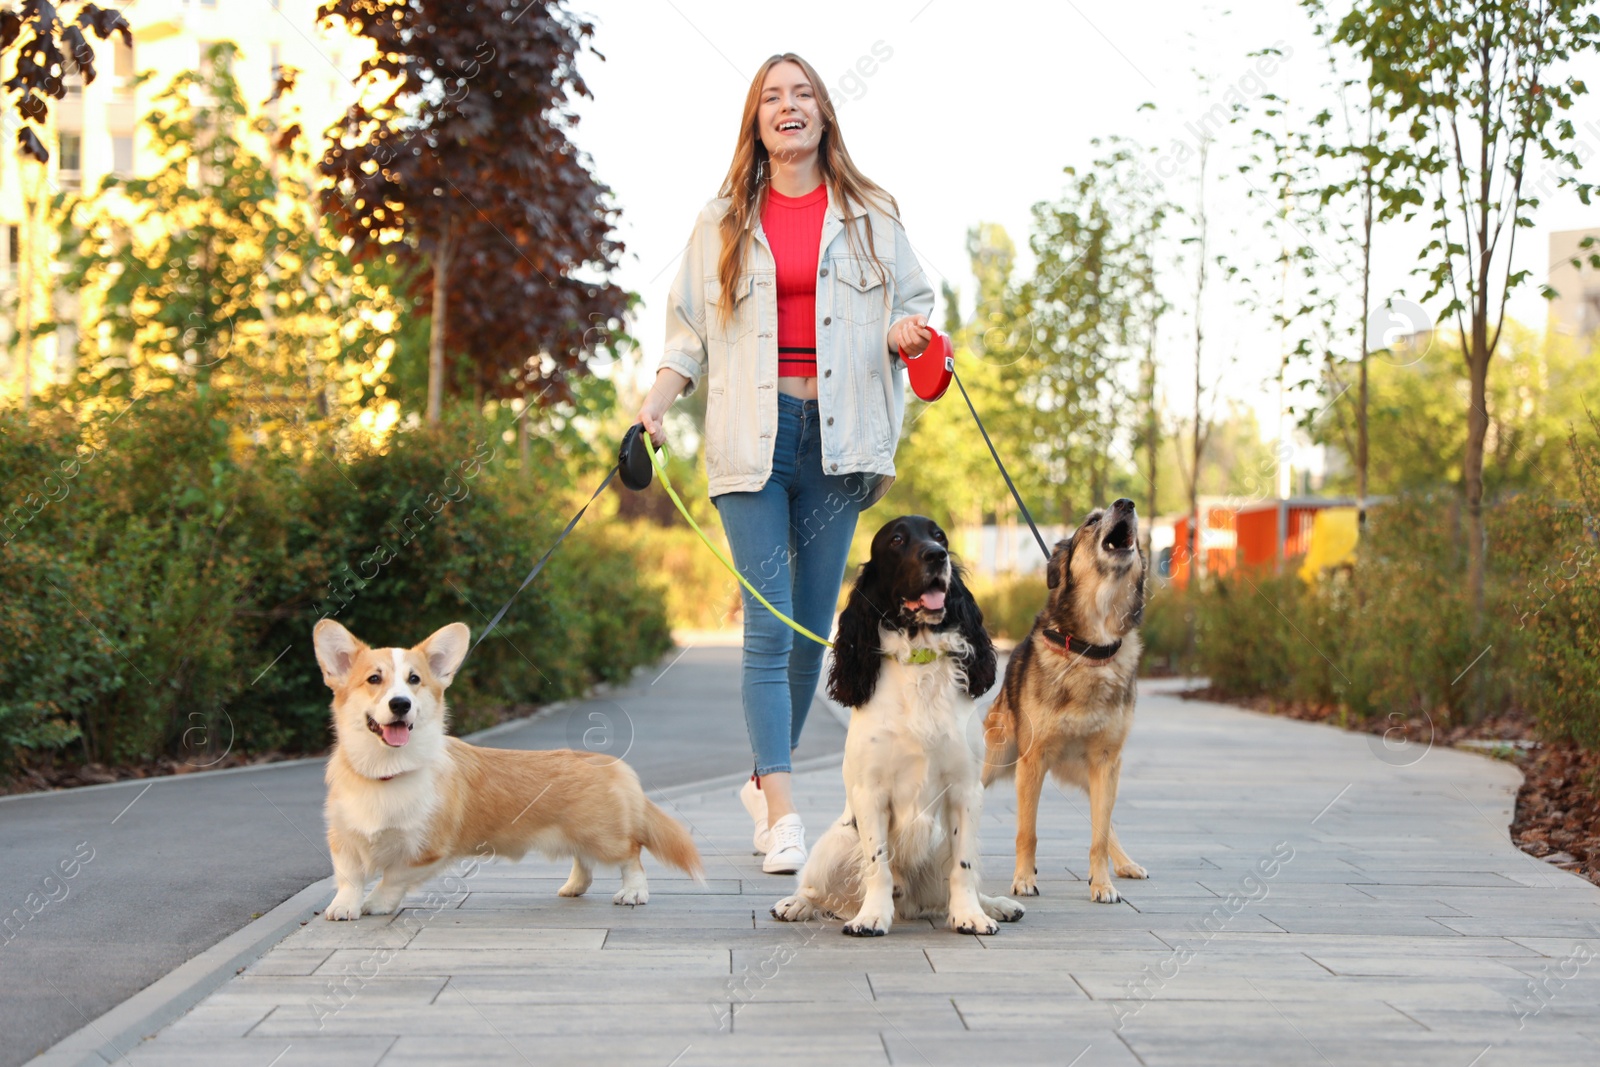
{"left": 0, "top": 1, "right": 131, "bottom": 161}
{"left": 317, "top": 0, "right": 629, "bottom": 423}
{"left": 1335, "top": 0, "right": 1600, "bottom": 625}
{"left": 62, "top": 45, "right": 322, "bottom": 405}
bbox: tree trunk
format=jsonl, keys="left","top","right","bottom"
{"left": 1188, "top": 141, "right": 1209, "bottom": 587}
{"left": 519, "top": 401, "right": 531, "bottom": 475}
{"left": 1464, "top": 340, "right": 1488, "bottom": 623}
{"left": 427, "top": 221, "right": 455, "bottom": 426}
{"left": 17, "top": 199, "right": 32, "bottom": 411}
{"left": 1358, "top": 144, "right": 1374, "bottom": 532}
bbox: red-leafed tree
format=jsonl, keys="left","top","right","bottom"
{"left": 317, "top": 0, "right": 627, "bottom": 422}
{"left": 0, "top": 1, "right": 132, "bottom": 161}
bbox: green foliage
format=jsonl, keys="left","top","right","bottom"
{"left": 882, "top": 141, "right": 1168, "bottom": 532}
{"left": 1178, "top": 463, "right": 1599, "bottom": 746}
{"left": 1312, "top": 326, "right": 1600, "bottom": 497}
{"left": 1510, "top": 418, "right": 1600, "bottom": 749}
{"left": 0, "top": 395, "right": 672, "bottom": 776}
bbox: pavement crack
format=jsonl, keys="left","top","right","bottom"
{"left": 1115, "top": 1029, "right": 1149, "bottom": 1066}
{"left": 1385, "top": 1000, "right": 1431, "bottom": 1031}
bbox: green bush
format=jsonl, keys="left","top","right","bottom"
{"left": 1175, "top": 461, "right": 1599, "bottom": 745}
{"left": 0, "top": 395, "right": 673, "bottom": 778}
{"left": 1508, "top": 419, "right": 1600, "bottom": 750}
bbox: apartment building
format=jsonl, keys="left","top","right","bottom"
{"left": 0, "top": 0, "right": 366, "bottom": 394}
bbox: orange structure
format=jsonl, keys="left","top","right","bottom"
{"left": 1169, "top": 498, "right": 1360, "bottom": 587}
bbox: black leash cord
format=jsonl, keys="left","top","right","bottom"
{"left": 952, "top": 370, "right": 1051, "bottom": 563}
{"left": 471, "top": 464, "right": 619, "bottom": 651}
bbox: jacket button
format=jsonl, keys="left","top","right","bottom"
{"left": 819, "top": 267, "right": 828, "bottom": 277}
{"left": 859, "top": 277, "right": 867, "bottom": 286}
{"left": 823, "top": 316, "right": 831, "bottom": 325}
{"left": 826, "top": 417, "right": 834, "bottom": 426}
{"left": 824, "top": 369, "right": 832, "bottom": 378}
{"left": 830, "top": 463, "right": 839, "bottom": 471}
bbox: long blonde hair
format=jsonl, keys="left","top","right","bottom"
{"left": 716, "top": 53, "right": 896, "bottom": 326}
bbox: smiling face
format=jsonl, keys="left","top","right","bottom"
{"left": 869, "top": 515, "right": 954, "bottom": 627}
{"left": 756, "top": 60, "right": 823, "bottom": 163}
{"left": 313, "top": 621, "right": 470, "bottom": 756}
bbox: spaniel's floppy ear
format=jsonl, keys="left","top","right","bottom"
{"left": 827, "top": 562, "right": 887, "bottom": 709}
{"left": 313, "top": 619, "right": 364, "bottom": 690}
{"left": 946, "top": 566, "right": 997, "bottom": 699}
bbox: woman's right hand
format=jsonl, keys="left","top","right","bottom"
{"left": 636, "top": 368, "right": 689, "bottom": 447}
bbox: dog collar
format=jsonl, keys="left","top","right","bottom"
{"left": 1041, "top": 628, "right": 1122, "bottom": 661}
{"left": 888, "top": 648, "right": 941, "bottom": 665}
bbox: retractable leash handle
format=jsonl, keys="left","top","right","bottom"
{"left": 904, "top": 325, "right": 1052, "bottom": 563}
{"left": 899, "top": 323, "right": 955, "bottom": 402}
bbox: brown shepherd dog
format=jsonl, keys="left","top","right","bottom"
{"left": 981, "top": 499, "right": 1149, "bottom": 903}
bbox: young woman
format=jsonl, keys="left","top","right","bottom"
{"left": 636, "top": 53, "right": 933, "bottom": 874}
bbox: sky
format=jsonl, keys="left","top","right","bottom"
{"left": 565, "top": 0, "right": 1600, "bottom": 454}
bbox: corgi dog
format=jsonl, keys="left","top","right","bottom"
{"left": 313, "top": 619, "right": 703, "bottom": 919}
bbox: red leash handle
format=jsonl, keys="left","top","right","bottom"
{"left": 899, "top": 325, "right": 955, "bottom": 402}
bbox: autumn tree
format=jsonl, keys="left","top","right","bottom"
{"left": 0, "top": 1, "right": 131, "bottom": 161}
{"left": 317, "top": 0, "right": 629, "bottom": 423}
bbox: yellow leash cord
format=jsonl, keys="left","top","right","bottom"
{"left": 644, "top": 437, "right": 834, "bottom": 649}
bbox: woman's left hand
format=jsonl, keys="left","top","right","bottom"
{"left": 889, "top": 315, "right": 933, "bottom": 358}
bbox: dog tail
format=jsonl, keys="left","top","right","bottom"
{"left": 981, "top": 701, "right": 1018, "bottom": 786}
{"left": 641, "top": 800, "right": 706, "bottom": 883}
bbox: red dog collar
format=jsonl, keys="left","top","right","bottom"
{"left": 1042, "top": 628, "right": 1122, "bottom": 661}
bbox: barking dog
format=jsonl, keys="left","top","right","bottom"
{"left": 314, "top": 620, "right": 703, "bottom": 919}
{"left": 981, "top": 499, "right": 1148, "bottom": 903}
{"left": 772, "top": 516, "right": 1024, "bottom": 936}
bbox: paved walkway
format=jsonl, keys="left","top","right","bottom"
{"left": 3, "top": 643, "right": 843, "bottom": 1067}
{"left": 33, "top": 678, "right": 1600, "bottom": 1066}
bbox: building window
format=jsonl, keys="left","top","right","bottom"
{"left": 112, "top": 134, "right": 133, "bottom": 176}
{"left": 114, "top": 38, "right": 135, "bottom": 80}
{"left": 58, "top": 133, "right": 81, "bottom": 171}
{"left": 7, "top": 225, "right": 18, "bottom": 277}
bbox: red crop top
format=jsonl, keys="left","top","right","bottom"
{"left": 761, "top": 184, "right": 828, "bottom": 377}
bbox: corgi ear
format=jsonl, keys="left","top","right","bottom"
{"left": 313, "top": 620, "right": 364, "bottom": 689}
{"left": 418, "top": 622, "right": 471, "bottom": 687}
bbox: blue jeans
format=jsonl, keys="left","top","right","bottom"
{"left": 713, "top": 395, "right": 869, "bottom": 775}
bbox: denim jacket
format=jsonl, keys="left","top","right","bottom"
{"left": 658, "top": 191, "right": 934, "bottom": 507}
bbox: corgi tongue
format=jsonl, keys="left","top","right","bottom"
{"left": 914, "top": 590, "right": 946, "bottom": 611}
{"left": 381, "top": 723, "right": 410, "bottom": 747}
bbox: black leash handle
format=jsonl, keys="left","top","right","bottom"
{"left": 952, "top": 370, "right": 1051, "bottom": 563}
{"left": 471, "top": 464, "right": 619, "bottom": 651}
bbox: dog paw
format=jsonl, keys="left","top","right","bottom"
{"left": 983, "top": 896, "right": 1025, "bottom": 923}
{"left": 556, "top": 882, "right": 589, "bottom": 898}
{"left": 949, "top": 911, "right": 999, "bottom": 936}
{"left": 324, "top": 899, "right": 361, "bottom": 922}
{"left": 842, "top": 914, "right": 890, "bottom": 937}
{"left": 1010, "top": 875, "right": 1040, "bottom": 897}
{"left": 612, "top": 886, "right": 650, "bottom": 906}
{"left": 360, "top": 898, "right": 399, "bottom": 916}
{"left": 1115, "top": 861, "right": 1149, "bottom": 879}
{"left": 1089, "top": 881, "right": 1121, "bottom": 904}
{"left": 771, "top": 895, "right": 815, "bottom": 923}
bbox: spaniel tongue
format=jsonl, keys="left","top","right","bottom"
{"left": 381, "top": 723, "right": 410, "bottom": 747}
{"left": 908, "top": 590, "right": 946, "bottom": 611}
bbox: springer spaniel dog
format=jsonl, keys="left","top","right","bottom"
{"left": 772, "top": 515, "right": 1024, "bottom": 936}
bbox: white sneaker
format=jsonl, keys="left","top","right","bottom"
{"left": 762, "top": 813, "right": 807, "bottom": 874}
{"left": 740, "top": 777, "right": 770, "bottom": 853}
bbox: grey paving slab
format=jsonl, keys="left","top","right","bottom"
{"left": 43, "top": 681, "right": 1600, "bottom": 1065}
